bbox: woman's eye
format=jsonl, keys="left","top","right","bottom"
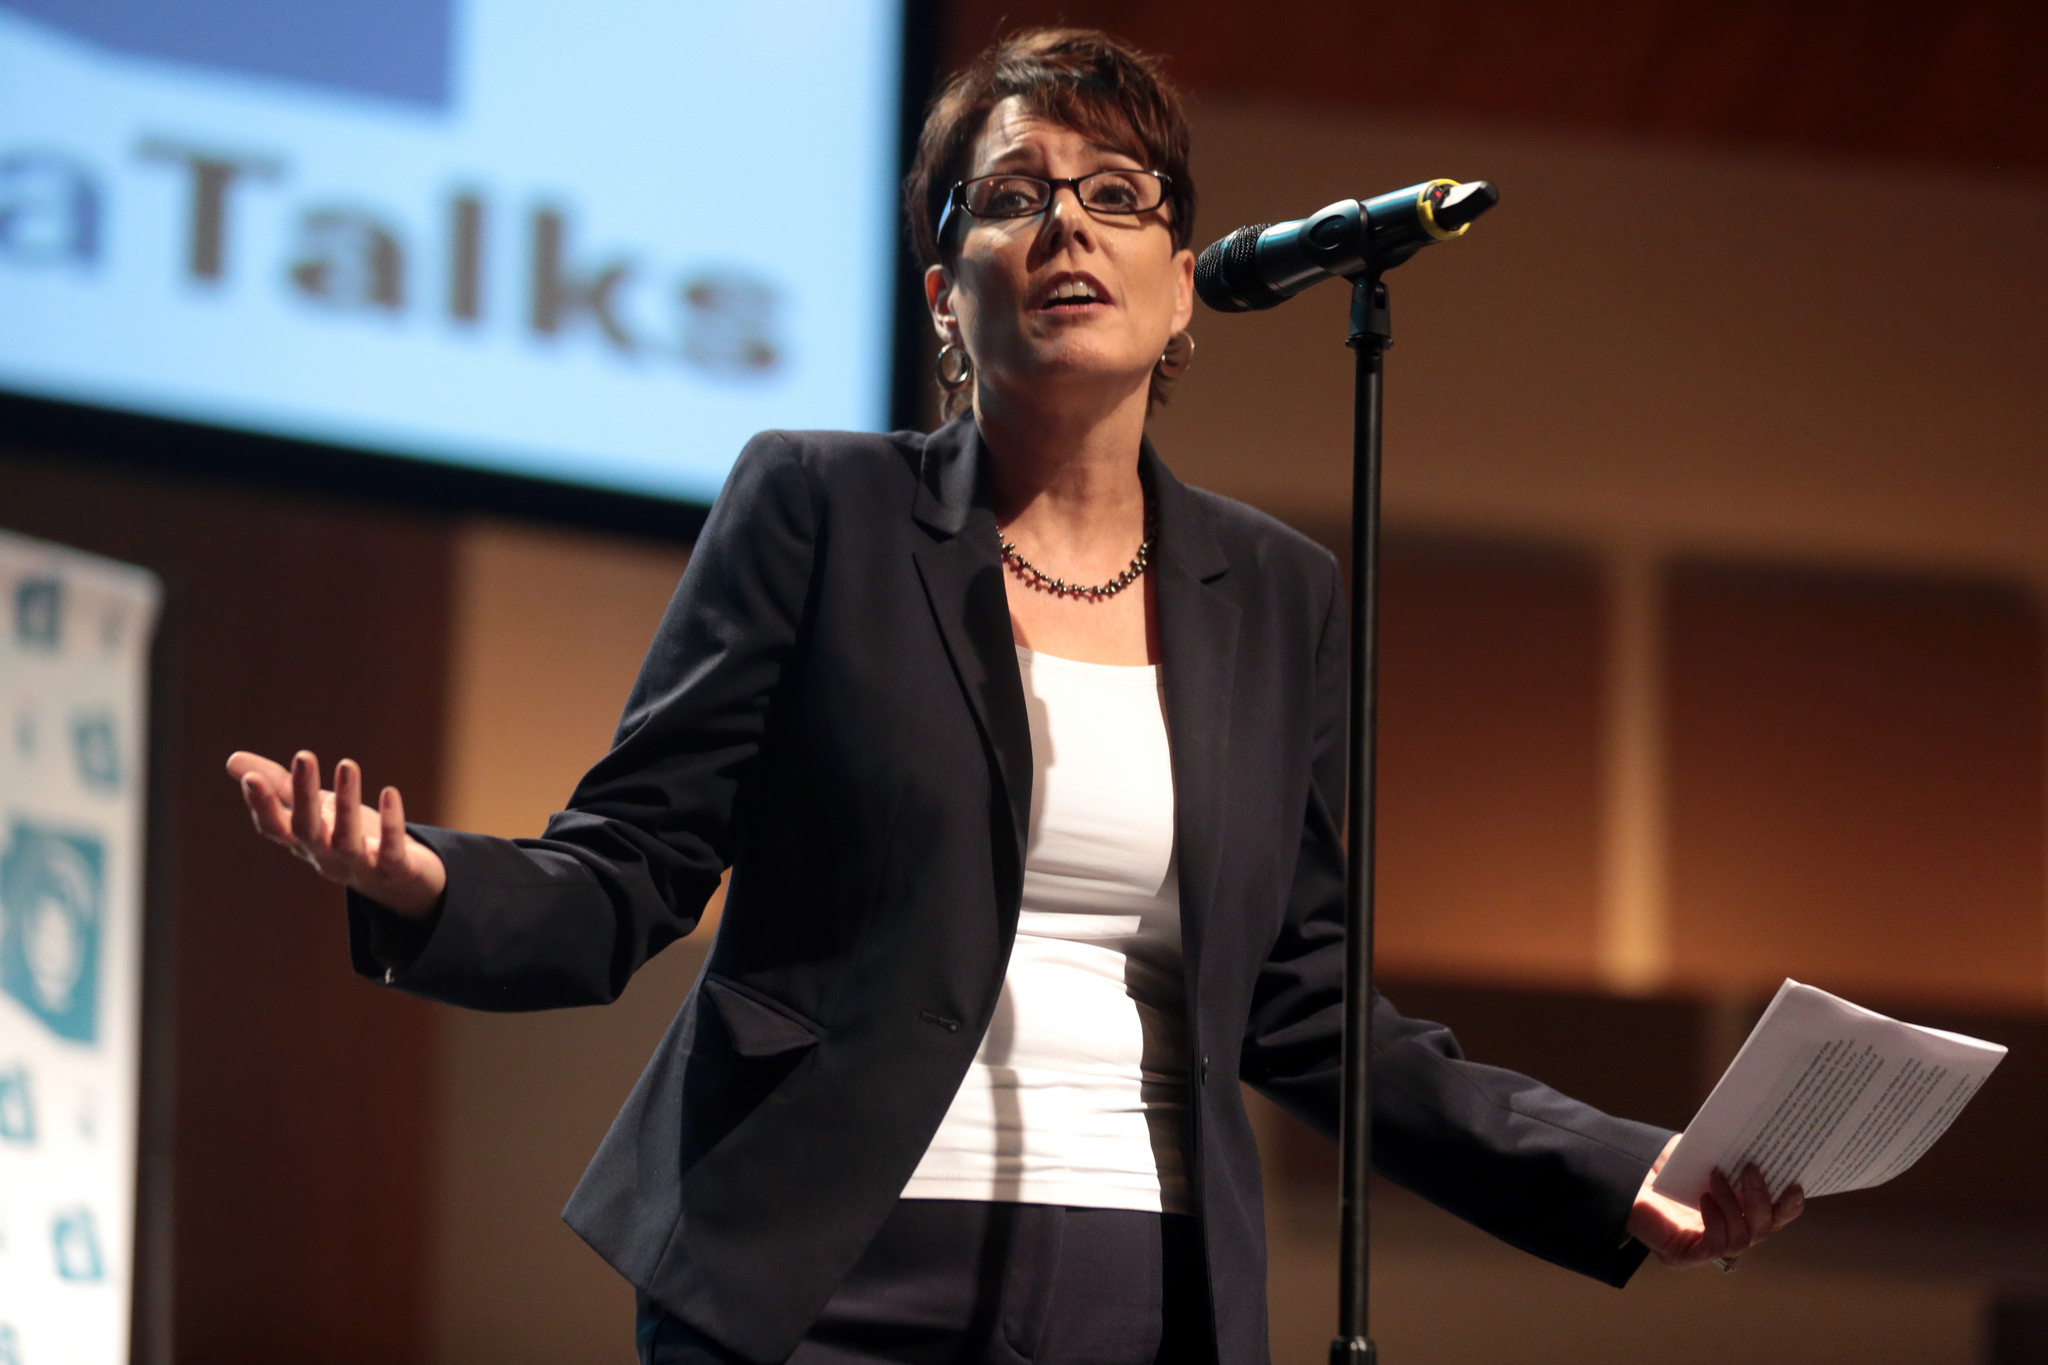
{"left": 969, "top": 179, "right": 1045, "bottom": 216}
{"left": 1084, "top": 176, "right": 1145, "bottom": 210}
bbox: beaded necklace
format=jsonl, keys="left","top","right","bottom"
{"left": 997, "top": 501, "right": 1154, "bottom": 600}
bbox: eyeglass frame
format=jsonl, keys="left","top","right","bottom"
{"left": 933, "top": 169, "right": 1174, "bottom": 247}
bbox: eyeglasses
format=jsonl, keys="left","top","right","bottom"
{"left": 935, "top": 170, "right": 1172, "bottom": 243}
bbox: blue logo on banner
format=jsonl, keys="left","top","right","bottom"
{"left": 13, "top": 577, "right": 61, "bottom": 650}
{"left": 0, "top": 1322, "right": 19, "bottom": 1365}
{"left": 0, "top": 1064, "right": 32, "bottom": 1144}
{"left": 0, "top": 822, "right": 104, "bottom": 1044}
{"left": 0, "top": 0, "right": 455, "bottom": 108}
{"left": 52, "top": 1205, "right": 104, "bottom": 1281}
{"left": 71, "top": 712, "right": 121, "bottom": 793}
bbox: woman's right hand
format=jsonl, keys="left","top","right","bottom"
{"left": 226, "top": 749, "right": 448, "bottom": 918}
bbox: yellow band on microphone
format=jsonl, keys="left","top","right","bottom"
{"left": 1415, "top": 179, "right": 1469, "bottom": 242}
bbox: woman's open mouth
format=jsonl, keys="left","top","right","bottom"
{"left": 1034, "top": 273, "right": 1112, "bottom": 312}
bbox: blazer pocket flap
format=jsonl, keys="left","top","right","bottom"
{"left": 703, "top": 978, "right": 821, "bottom": 1057}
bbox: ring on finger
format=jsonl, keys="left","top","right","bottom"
{"left": 1713, "top": 1256, "right": 1739, "bottom": 1273}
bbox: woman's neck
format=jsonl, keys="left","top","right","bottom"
{"left": 975, "top": 378, "right": 1149, "bottom": 557}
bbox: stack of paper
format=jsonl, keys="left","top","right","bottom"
{"left": 1653, "top": 980, "right": 2006, "bottom": 1205}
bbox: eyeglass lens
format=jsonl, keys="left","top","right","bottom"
{"left": 961, "top": 171, "right": 1164, "bottom": 218}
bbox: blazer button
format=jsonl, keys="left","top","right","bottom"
{"left": 1200, "top": 1055, "right": 1210, "bottom": 1085}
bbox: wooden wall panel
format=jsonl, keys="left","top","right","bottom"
{"left": 1667, "top": 561, "right": 2045, "bottom": 1007}
{"left": 0, "top": 449, "right": 450, "bottom": 1365}
{"left": 429, "top": 522, "right": 700, "bottom": 1365}
{"left": 1373, "top": 536, "right": 1607, "bottom": 985}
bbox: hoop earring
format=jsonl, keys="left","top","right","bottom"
{"left": 1157, "top": 330, "right": 1195, "bottom": 380}
{"left": 935, "top": 340, "right": 973, "bottom": 392}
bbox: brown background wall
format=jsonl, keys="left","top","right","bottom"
{"left": 945, "top": 0, "right": 2048, "bottom": 182}
{"left": 427, "top": 523, "right": 700, "bottom": 1364}
{"left": 1374, "top": 538, "right": 1607, "bottom": 984}
{"left": 1667, "top": 563, "right": 2046, "bottom": 1007}
{"left": 0, "top": 454, "right": 449, "bottom": 1365}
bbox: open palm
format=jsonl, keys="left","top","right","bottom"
{"left": 226, "top": 749, "right": 446, "bottom": 917}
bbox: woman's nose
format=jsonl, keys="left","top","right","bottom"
{"left": 1041, "top": 185, "right": 1096, "bottom": 248}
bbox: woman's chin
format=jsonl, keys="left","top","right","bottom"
{"left": 998, "top": 340, "right": 1156, "bottom": 393}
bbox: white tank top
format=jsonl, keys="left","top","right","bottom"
{"left": 901, "top": 645, "right": 1190, "bottom": 1213}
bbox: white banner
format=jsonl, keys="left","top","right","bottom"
{"left": 0, "top": 529, "right": 161, "bottom": 1365}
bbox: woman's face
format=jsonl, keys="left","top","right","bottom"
{"left": 927, "top": 97, "right": 1194, "bottom": 410}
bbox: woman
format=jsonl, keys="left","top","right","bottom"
{"left": 229, "top": 29, "right": 1799, "bottom": 1365}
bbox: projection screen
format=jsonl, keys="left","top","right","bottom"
{"left": 0, "top": 0, "right": 909, "bottom": 505}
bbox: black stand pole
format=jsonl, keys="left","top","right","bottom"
{"left": 1188, "top": 173, "right": 1496, "bottom": 1364}
{"left": 1331, "top": 272, "right": 1390, "bottom": 1365}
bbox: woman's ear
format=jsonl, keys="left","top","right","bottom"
{"left": 925, "top": 264, "right": 957, "bottom": 342}
{"left": 1170, "top": 247, "right": 1196, "bottom": 335}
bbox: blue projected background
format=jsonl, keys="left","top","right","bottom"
{"left": 0, "top": 1, "right": 907, "bottom": 504}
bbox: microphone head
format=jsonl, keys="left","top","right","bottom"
{"left": 1195, "top": 223, "right": 1283, "bottom": 312}
{"left": 1432, "top": 180, "right": 1499, "bottom": 232}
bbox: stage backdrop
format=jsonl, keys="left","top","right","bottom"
{"left": 0, "top": 0, "right": 905, "bottom": 503}
{"left": 0, "top": 530, "right": 160, "bottom": 1365}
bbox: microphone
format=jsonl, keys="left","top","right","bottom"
{"left": 1194, "top": 178, "right": 1499, "bottom": 313}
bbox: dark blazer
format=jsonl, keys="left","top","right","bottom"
{"left": 351, "top": 417, "right": 1671, "bottom": 1364}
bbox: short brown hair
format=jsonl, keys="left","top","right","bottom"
{"left": 904, "top": 28, "right": 1197, "bottom": 415}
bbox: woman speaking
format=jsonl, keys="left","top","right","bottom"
{"left": 228, "top": 28, "right": 1798, "bottom": 1365}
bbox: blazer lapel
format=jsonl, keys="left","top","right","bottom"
{"left": 1145, "top": 440, "right": 1239, "bottom": 988}
{"left": 910, "top": 419, "right": 1034, "bottom": 882}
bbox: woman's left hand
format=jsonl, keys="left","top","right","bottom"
{"left": 1626, "top": 1133, "right": 1805, "bottom": 1269}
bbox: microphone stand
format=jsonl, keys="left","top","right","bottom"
{"left": 1191, "top": 176, "right": 1495, "bottom": 1365}
{"left": 1326, "top": 179, "right": 1496, "bottom": 1365}
{"left": 1331, "top": 271, "right": 1389, "bottom": 1365}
